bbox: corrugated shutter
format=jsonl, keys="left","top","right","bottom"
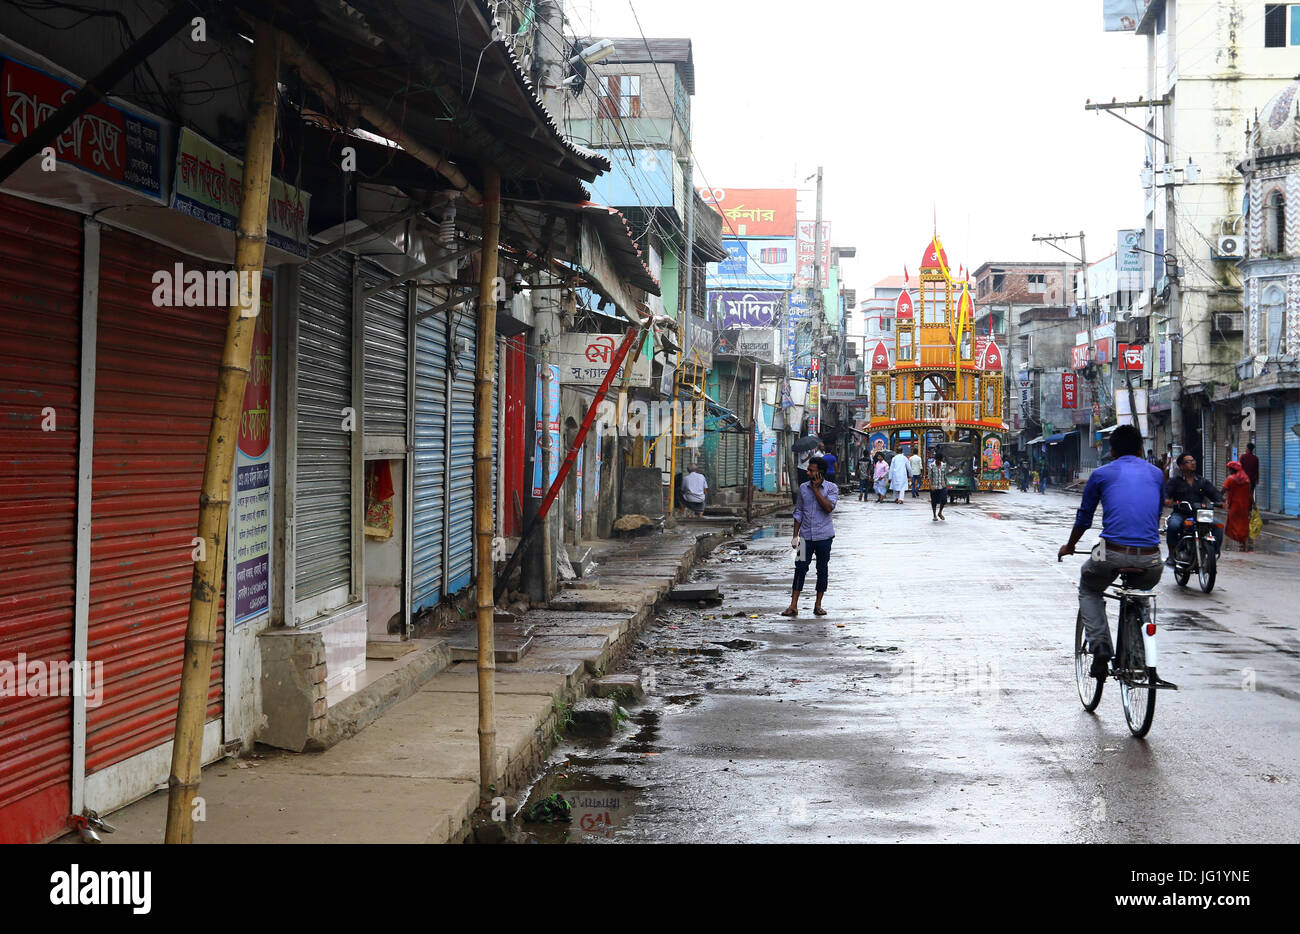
{"left": 0, "top": 195, "right": 80, "bottom": 842}
{"left": 447, "top": 310, "right": 477, "bottom": 595}
{"left": 1286, "top": 400, "right": 1300, "bottom": 516}
{"left": 88, "top": 229, "right": 224, "bottom": 775}
{"left": 752, "top": 429, "right": 763, "bottom": 486}
{"left": 1264, "top": 405, "right": 1285, "bottom": 513}
{"left": 296, "top": 253, "right": 354, "bottom": 601}
{"left": 412, "top": 293, "right": 448, "bottom": 610}
{"left": 360, "top": 262, "right": 407, "bottom": 438}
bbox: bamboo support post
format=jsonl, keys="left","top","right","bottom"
{"left": 475, "top": 167, "right": 501, "bottom": 799}
{"left": 164, "top": 21, "right": 278, "bottom": 844}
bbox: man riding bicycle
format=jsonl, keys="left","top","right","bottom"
{"left": 1057, "top": 425, "right": 1165, "bottom": 678}
{"left": 1163, "top": 452, "right": 1223, "bottom": 567}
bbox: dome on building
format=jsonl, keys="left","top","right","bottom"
{"left": 1250, "top": 79, "right": 1300, "bottom": 153}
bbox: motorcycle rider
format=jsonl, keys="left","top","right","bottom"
{"left": 1163, "top": 452, "right": 1223, "bottom": 567}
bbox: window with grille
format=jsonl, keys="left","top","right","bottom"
{"left": 923, "top": 282, "right": 945, "bottom": 324}
{"left": 598, "top": 75, "right": 641, "bottom": 118}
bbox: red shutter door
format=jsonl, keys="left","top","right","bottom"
{"left": 503, "top": 335, "right": 527, "bottom": 536}
{"left": 0, "top": 194, "right": 81, "bottom": 843}
{"left": 87, "top": 230, "right": 224, "bottom": 775}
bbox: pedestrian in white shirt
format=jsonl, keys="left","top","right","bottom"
{"left": 681, "top": 466, "right": 708, "bottom": 516}
{"left": 889, "top": 449, "right": 910, "bottom": 504}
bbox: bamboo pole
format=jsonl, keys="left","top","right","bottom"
{"left": 475, "top": 167, "right": 501, "bottom": 799}
{"left": 164, "top": 21, "right": 279, "bottom": 844}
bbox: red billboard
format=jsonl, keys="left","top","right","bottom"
{"left": 1117, "top": 343, "right": 1146, "bottom": 371}
{"left": 698, "top": 187, "right": 797, "bottom": 236}
{"left": 1061, "top": 373, "right": 1078, "bottom": 409}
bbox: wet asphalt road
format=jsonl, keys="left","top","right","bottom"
{"left": 526, "top": 488, "right": 1300, "bottom": 843}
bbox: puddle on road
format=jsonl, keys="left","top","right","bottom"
{"left": 518, "top": 764, "right": 644, "bottom": 844}
{"left": 750, "top": 525, "right": 783, "bottom": 539}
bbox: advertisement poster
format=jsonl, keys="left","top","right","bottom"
{"left": 699, "top": 187, "right": 797, "bottom": 237}
{"left": 554, "top": 333, "right": 650, "bottom": 387}
{"left": 786, "top": 291, "right": 810, "bottom": 377}
{"left": 824, "top": 375, "right": 856, "bottom": 402}
{"left": 233, "top": 275, "right": 274, "bottom": 625}
{"left": 532, "top": 363, "right": 561, "bottom": 497}
{"left": 794, "top": 219, "right": 831, "bottom": 288}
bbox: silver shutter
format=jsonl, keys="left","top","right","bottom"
{"left": 1266, "top": 404, "right": 1285, "bottom": 512}
{"left": 295, "top": 252, "right": 354, "bottom": 600}
{"left": 360, "top": 260, "right": 409, "bottom": 439}
{"left": 446, "top": 308, "right": 477, "bottom": 595}
{"left": 411, "top": 291, "right": 448, "bottom": 611}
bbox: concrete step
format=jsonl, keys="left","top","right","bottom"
{"left": 567, "top": 545, "right": 596, "bottom": 578}
{"left": 448, "top": 635, "right": 533, "bottom": 664}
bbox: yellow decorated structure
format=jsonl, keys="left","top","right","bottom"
{"left": 864, "top": 235, "right": 1008, "bottom": 490}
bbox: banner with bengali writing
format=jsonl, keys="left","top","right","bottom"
{"left": 0, "top": 54, "right": 162, "bottom": 197}
{"left": 171, "top": 127, "right": 310, "bottom": 257}
{"left": 232, "top": 275, "right": 274, "bottom": 625}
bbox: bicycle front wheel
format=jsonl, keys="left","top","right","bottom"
{"left": 1075, "top": 611, "right": 1104, "bottom": 712}
{"left": 1118, "top": 608, "right": 1156, "bottom": 737}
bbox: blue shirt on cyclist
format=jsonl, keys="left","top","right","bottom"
{"left": 1073, "top": 455, "right": 1164, "bottom": 548}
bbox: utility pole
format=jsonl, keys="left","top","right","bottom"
{"left": 527, "top": 0, "right": 566, "bottom": 599}
{"left": 811, "top": 166, "right": 824, "bottom": 434}
{"left": 1032, "top": 231, "right": 1098, "bottom": 454}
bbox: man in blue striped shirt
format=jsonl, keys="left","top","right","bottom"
{"left": 1058, "top": 425, "right": 1164, "bottom": 677}
{"left": 781, "top": 456, "right": 838, "bottom": 618}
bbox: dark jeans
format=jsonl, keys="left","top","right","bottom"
{"left": 793, "top": 537, "right": 833, "bottom": 594}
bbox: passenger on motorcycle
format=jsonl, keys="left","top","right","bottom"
{"left": 1163, "top": 453, "right": 1223, "bottom": 567}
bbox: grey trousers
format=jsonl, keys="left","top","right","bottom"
{"left": 1078, "top": 547, "right": 1163, "bottom": 655}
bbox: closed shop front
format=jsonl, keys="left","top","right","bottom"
{"left": 502, "top": 334, "right": 528, "bottom": 537}
{"left": 295, "top": 252, "right": 356, "bottom": 614}
{"left": 1257, "top": 403, "right": 1286, "bottom": 513}
{"left": 412, "top": 291, "right": 449, "bottom": 611}
{"left": 85, "top": 228, "right": 225, "bottom": 809}
{"left": 0, "top": 195, "right": 81, "bottom": 843}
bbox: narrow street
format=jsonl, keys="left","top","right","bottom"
{"left": 525, "top": 489, "right": 1300, "bottom": 843}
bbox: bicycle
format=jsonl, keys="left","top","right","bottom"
{"left": 1064, "top": 549, "right": 1179, "bottom": 738}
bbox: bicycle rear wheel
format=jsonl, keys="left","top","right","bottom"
{"left": 1075, "top": 611, "right": 1104, "bottom": 711}
{"left": 1118, "top": 606, "right": 1156, "bottom": 737}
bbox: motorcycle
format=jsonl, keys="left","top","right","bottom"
{"left": 1171, "top": 499, "right": 1224, "bottom": 593}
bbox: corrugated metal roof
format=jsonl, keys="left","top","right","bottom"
{"left": 586, "top": 37, "right": 695, "bottom": 94}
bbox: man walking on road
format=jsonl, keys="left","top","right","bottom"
{"left": 909, "top": 448, "right": 923, "bottom": 498}
{"left": 929, "top": 451, "right": 948, "bottom": 521}
{"left": 1057, "top": 424, "right": 1164, "bottom": 678}
{"left": 782, "top": 456, "right": 837, "bottom": 618}
{"left": 889, "top": 447, "right": 911, "bottom": 504}
{"left": 1240, "top": 441, "right": 1260, "bottom": 503}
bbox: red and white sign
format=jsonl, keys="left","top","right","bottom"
{"left": 1094, "top": 337, "right": 1113, "bottom": 363}
{"left": 1117, "top": 343, "right": 1146, "bottom": 371}
{"left": 795, "top": 219, "right": 831, "bottom": 288}
{"left": 870, "top": 340, "right": 891, "bottom": 370}
{"left": 824, "top": 374, "right": 857, "bottom": 402}
{"left": 1061, "top": 373, "right": 1078, "bottom": 409}
{"left": 1070, "top": 344, "right": 1090, "bottom": 370}
{"left": 895, "top": 290, "right": 914, "bottom": 319}
{"left": 809, "top": 356, "right": 820, "bottom": 376}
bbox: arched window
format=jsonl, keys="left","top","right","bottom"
{"left": 1266, "top": 190, "right": 1286, "bottom": 254}
{"left": 1262, "top": 284, "right": 1285, "bottom": 356}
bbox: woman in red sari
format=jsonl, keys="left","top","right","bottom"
{"left": 1222, "top": 461, "right": 1253, "bottom": 552}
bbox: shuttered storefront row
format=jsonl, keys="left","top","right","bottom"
{"left": 88, "top": 229, "right": 224, "bottom": 775}
{"left": 0, "top": 196, "right": 81, "bottom": 843}
{"left": 295, "top": 253, "right": 354, "bottom": 606}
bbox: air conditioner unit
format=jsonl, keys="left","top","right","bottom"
{"left": 1215, "top": 313, "right": 1243, "bottom": 333}
{"left": 1214, "top": 234, "right": 1243, "bottom": 259}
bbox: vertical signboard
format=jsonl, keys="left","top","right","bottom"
{"left": 795, "top": 219, "right": 831, "bottom": 288}
{"left": 532, "top": 363, "right": 561, "bottom": 497}
{"left": 233, "top": 276, "right": 274, "bottom": 624}
{"left": 1061, "top": 372, "right": 1078, "bottom": 409}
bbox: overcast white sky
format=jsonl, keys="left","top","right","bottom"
{"left": 576, "top": 0, "right": 1150, "bottom": 294}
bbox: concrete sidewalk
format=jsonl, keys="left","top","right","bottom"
{"left": 95, "top": 520, "right": 747, "bottom": 844}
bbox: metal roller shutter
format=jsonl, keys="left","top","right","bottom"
{"left": 360, "top": 262, "right": 408, "bottom": 438}
{"left": 0, "top": 195, "right": 81, "bottom": 843}
{"left": 1264, "top": 405, "right": 1285, "bottom": 513}
{"left": 88, "top": 229, "right": 224, "bottom": 775}
{"left": 412, "top": 292, "right": 448, "bottom": 610}
{"left": 296, "top": 253, "right": 354, "bottom": 602}
{"left": 447, "top": 309, "right": 478, "bottom": 595}
{"left": 1287, "top": 401, "right": 1300, "bottom": 516}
